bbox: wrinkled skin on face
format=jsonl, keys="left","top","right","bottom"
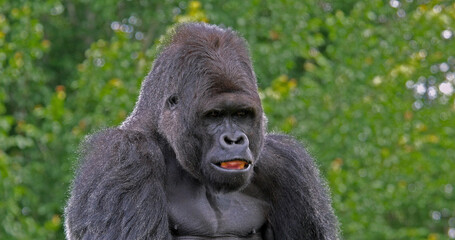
{"left": 160, "top": 74, "right": 265, "bottom": 192}
{"left": 196, "top": 91, "right": 263, "bottom": 192}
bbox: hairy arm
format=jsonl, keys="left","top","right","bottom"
{"left": 254, "top": 134, "right": 339, "bottom": 240}
{"left": 64, "top": 128, "right": 170, "bottom": 240}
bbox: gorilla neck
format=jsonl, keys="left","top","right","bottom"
{"left": 161, "top": 140, "right": 270, "bottom": 238}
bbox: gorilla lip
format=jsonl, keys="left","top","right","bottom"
{"left": 218, "top": 160, "right": 250, "bottom": 170}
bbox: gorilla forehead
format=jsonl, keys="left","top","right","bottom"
{"left": 166, "top": 23, "right": 258, "bottom": 94}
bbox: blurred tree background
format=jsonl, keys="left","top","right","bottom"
{"left": 1, "top": 0, "right": 454, "bottom": 239}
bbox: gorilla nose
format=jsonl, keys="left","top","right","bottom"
{"left": 220, "top": 131, "right": 249, "bottom": 149}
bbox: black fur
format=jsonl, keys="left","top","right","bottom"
{"left": 255, "top": 134, "right": 338, "bottom": 238}
{"left": 65, "top": 23, "right": 339, "bottom": 240}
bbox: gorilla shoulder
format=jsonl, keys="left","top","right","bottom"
{"left": 253, "top": 133, "right": 339, "bottom": 239}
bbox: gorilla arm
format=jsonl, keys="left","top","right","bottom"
{"left": 64, "top": 128, "right": 171, "bottom": 240}
{"left": 254, "top": 134, "right": 339, "bottom": 240}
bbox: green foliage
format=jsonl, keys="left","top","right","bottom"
{"left": 1, "top": 0, "right": 454, "bottom": 239}
{"left": 261, "top": 1, "right": 455, "bottom": 239}
{"left": 0, "top": 2, "right": 66, "bottom": 239}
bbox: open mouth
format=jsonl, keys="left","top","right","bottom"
{"left": 216, "top": 159, "right": 250, "bottom": 170}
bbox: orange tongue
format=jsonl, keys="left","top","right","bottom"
{"left": 220, "top": 160, "right": 247, "bottom": 170}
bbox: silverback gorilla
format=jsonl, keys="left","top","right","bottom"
{"left": 65, "top": 23, "right": 339, "bottom": 239}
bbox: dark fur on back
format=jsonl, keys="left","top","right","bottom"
{"left": 65, "top": 22, "right": 339, "bottom": 240}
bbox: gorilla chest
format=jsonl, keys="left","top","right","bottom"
{"left": 166, "top": 183, "right": 269, "bottom": 238}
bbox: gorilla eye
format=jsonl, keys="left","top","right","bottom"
{"left": 234, "top": 109, "right": 253, "bottom": 119}
{"left": 235, "top": 110, "right": 247, "bottom": 118}
{"left": 205, "top": 110, "right": 222, "bottom": 118}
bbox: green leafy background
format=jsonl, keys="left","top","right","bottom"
{"left": 1, "top": 0, "right": 454, "bottom": 239}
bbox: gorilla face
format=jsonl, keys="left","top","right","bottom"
{"left": 161, "top": 77, "right": 264, "bottom": 192}
{"left": 160, "top": 72, "right": 264, "bottom": 192}
{"left": 195, "top": 90, "right": 263, "bottom": 192}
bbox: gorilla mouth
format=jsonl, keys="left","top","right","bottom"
{"left": 217, "top": 160, "right": 250, "bottom": 170}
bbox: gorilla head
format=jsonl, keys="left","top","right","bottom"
{"left": 123, "top": 23, "right": 266, "bottom": 192}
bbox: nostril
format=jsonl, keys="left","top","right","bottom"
{"left": 233, "top": 131, "right": 248, "bottom": 147}
{"left": 224, "top": 136, "right": 234, "bottom": 145}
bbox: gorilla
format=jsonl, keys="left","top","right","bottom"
{"left": 65, "top": 22, "right": 339, "bottom": 240}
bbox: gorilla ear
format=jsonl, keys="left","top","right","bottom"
{"left": 166, "top": 95, "right": 179, "bottom": 110}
